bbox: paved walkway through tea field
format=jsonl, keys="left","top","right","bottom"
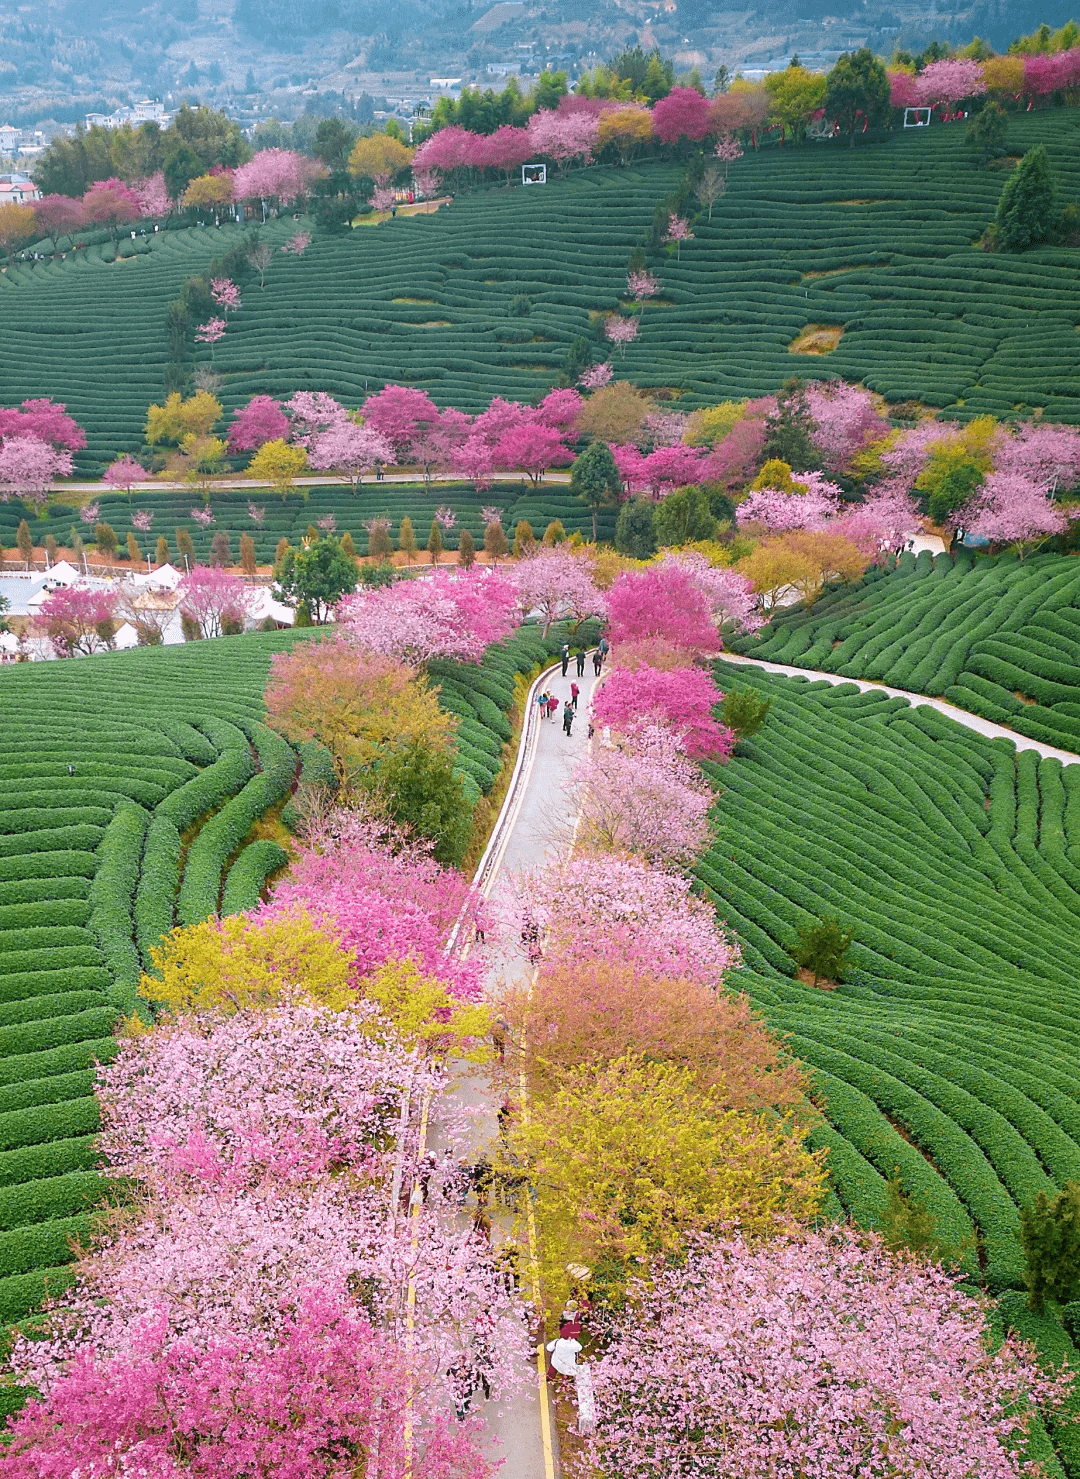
{"left": 719, "top": 653, "right": 1080, "bottom": 767}
{"left": 443, "top": 655, "right": 600, "bottom": 1479}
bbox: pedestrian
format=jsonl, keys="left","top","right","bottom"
{"left": 67, "top": 763, "right": 74, "bottom": 777}
{"left": 593, "top": 649, "right": 603, "bottom": 677}
{"left": 471, "top": 1155, "right": 494, "bottom": 1209}
{"left": 447, "top": 1356, "right": 475, "bottom": 1420}
{"left": 587, "top": 722, "right": 595, "bottom": 739}
{"left": 492, "top": 1016, "right": 507, "bottom": 1061}
{"left": 537, "top": 690, "right": 549, "bottom": 721}
{"left": 570, "top": 682, "right": 579, "bottom": 710}
{"left": 474, "top": 1324, "right": 495, "bottom": 1400}
{"left": 495, "top": 1238, "right": 521, "bottom": 1295}
{"left": 598, "top": 635, "right": 609, "bottom": 662}
{"left": 576, "top": 647, "right": 586, "bottom": 677}
{"left": 472, "top": 1204, "right": 492, "bottom": 1243}
{"left": 546, "top": 1329, "right": 582, "bottom": 1381}
{"left": 563, "top": 702, "right": 575, "bottom": 736}
{"left": 417, "top": 1152, "right": 436, "bottom": 1203}
{"left": 560, "top": 641, "right": 570, "bottom": 676}
{"left": 547, "top": 694, "right": 559, "bottom": 721}
{"left": 497, "top": 1097, "right": 515, "bottom": 1136}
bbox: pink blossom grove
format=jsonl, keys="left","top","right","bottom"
{"left": 337, "top": 567, "right": 520, "bottom": 664}
{"left": 590, "top": 663, "right": 736, "bottom": 761}
{"left": 587, "top": 1230, "right": 1065, "bottom": 1479}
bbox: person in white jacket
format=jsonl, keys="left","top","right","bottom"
{"left": 546, "top": 1330, "right": 582, "bottom": 1378}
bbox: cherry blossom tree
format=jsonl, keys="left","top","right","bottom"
{"left": 102, "top": 456, "right": 149, "bottom": 494}
{"left": 889, "top": 69, "right": 920, "bottom": 109}
{"left": 651, "top": 84, "right": 713, "bottom": 144}
{"left": 282, "top": 229, "right": 311, "bottom": 255}
{"left": 190, "top": 506, "right": 216, "bottom": 527}
{"left": 736, "top": 478, "right": 842, "bottom": 532}
{"left": 626, "top": 268, "right": 660, "bottom": 305}
{"left": 513, "top": 851, "right": 741, "bottom": 990}
{"left": 663, "top": 212, "right": 694, "bottom": 259}
{"left": 261, "top": 820, "right": 489, "bottom": 998}
{"left": 995, "top": 420, "right": 1080, "bottom": 494}
{"left": 210, "top": 276, "right": 240, "bottom": 314}
{"left": 33, "top": 193, "right": 86, "bottom": 251}
{"left": 452, "top": 433, "right": 498, "bottom": 490}
{"left": 575, "top": 722, "right": 715, "bottom": 863}
{"left": 134, "top": 170, "right": 171, "bottom": 218}
{"left": 535, "top": 387, "right": 583, "bottom": 432}
{"left": 37, "top": 585, "right": 117, "bottom": 656}
{"left": 132, "top": 509, "right": 154, "bottom": 533}
{"left": 411, "top": 125, "right": 475, "bottom": 191}
{"left": 513, "top": 544, "right": 603, "bottom": 634}
{"left": 587, "top": 1229, "right": 1064, "bottom": 1479}
{"left": 526, "top": 108, "right": 600, "bottom": 172}
{"left": 285, "top": 390, "right": 349, "bottom": 448}
{"left": 178, "top": 566, "right": 258, "bottom": 638}
{"left": 836, "top": 483, "right": 921, "bottom": 559}
{"left": 248, "top": 502, "right": 266, "bottom": 524}
{"left": 232, "top": 149, "right": 320, "bottom": 211}
{"left": 476, "top": 124, "right": 533, "bottom": 186}
{"left": 579, "top": 361, "right": 614, "bottom": 390}
{"left": 338, "top": 567, "right": 520, "bottom": 664}
{"left": 0, "top": 435, "right": 74, "bottom": 509}
{"left": 604, "top": 315, "right": 639, "bottom": 357}
{"left": 606, "top": 564, "right": 720, "bottom": 657}
{"left": 361, "top": 384, "right": 442, "bottom": 462}
{"left": 309, "top": 419, "right": 395, "bottom": 489}
{"left": 82, "top": 177, "right": 141, "bottom": 238}
{"left": 960, "top": 471, "right": 1068, "bottom": 560}
{"left": 591, "top": 663, "right": 735, "bottom": 759}
{"left": 916, "top": 57, "right": 987, "bottom": 112}
{"left": 0, "top": 397, "right": 86, "bottom": 449}
{"left": 806, "top": 380, "right": 890, "bottom": 472}
{"left": 227, "top": 395, "right": 289, "bottom": 453}
{"left": 639, "top": 443, "right": 709, "bottom": 496}
{"left": 494, "top": 419, "right": 573, "bottom": 485}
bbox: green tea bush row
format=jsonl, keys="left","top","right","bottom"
{"left": 87, "top": 803, "right": 148, "bottom": 1009}
{"left": 221, "top": 840, "right": 289, "bottom": 917}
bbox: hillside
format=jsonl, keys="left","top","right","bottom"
{"left": 3, "top": 108, "right": 1080, "bottom": 473}
{"left": 733, "top": 549, "right": 1080, "bottom": 752}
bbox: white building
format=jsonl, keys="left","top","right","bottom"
{"left": 0, "top": 172, "right": 40, "bottom": 203}
{"left": 86, "top": 101, "right": 170, "bottom": 131}
{"left": 0, "top": 123, "right": 18, "bottom": 155}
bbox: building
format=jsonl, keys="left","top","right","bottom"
{"left": 0, "top": 173, "right": 41, "bottom": 203}
{"left": 0, "top": 123, "right": 18, "bottom": 155}
{"left": 85, "top": 101, "right": 170, "bottom": 131}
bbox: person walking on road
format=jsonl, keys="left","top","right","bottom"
{"left": 547, "top": 693, "right": 559, "bottom": 720}
{"left": 592, "top": 649, "right": 603, "bottom": 677}
{"left": 537, "top": 690, "right": 549, "bottom": 722}
{"left": 563, "top": 702, "right": 575, "bottom": 736}
{"left": 576, "top": 647, "right": 586, "bottom": 677}
{"left": 560, "top": 641, "right": 570, "bottom": 676}
{"left": 598, "top": 635, "right": 609, "bottom": 663}
{"left": 570, "top": 681, "right": 579, "bottom": 710}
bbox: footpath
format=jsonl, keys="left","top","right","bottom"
{"left": 719, "top": 653, "right": 1080, "bottom": 767}
{"left": 443, "top": 654, "right": 601, "bottom": 1479}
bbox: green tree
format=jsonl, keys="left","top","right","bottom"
{"left": 274, "top": 537, "right": 359, "bottom": 623}
{"left": 15, "top": 519, "right": 32, "bottom": 567}
{"left": 240, "top": 532, "right": 257, "bottom": 575}
{"left": 458, "top": 528, "right": 476, "bottom": 568}
{"left": 1021, "top": 1182, "right": 1080, "bottom": 1310}
{"left": 824, "top": 48, "right": 890, "bottom": 144}
{"left": 789, "top": 915, "right": 853, "bottom": 987}
{"left": 484, "top": 520, "right": 509, "bottom": 566}
{"left": 719, "top": 688, "right": 772, "bottom": 739}
{"left": 398, "top": 515, "right": 417, "bottom": 564}
{"left": 929, "top": 462, "right": 984, "bottom": 527}
{"left": 995, "top": 144, "right": 1056, "bottom": 251}
{"left": 653, "top": 485, "right": 716, "bottom": 547}
{"left": 763, "top": 378, "right": 817, "bottom": 471}
{"left": 764, "top": 65, "right": 828, "bottom": 144}
{"left": 368, "top": 521, "right": 393, "bottom": 560}
{"left": 427, "top": 517, "right": 443, "bottom": 565}
{"left": 175, "top": 527, "right": 196, "bottom": 570}
{"left": 615, "top": 496, "right": 657, "bottom": 559}
{"left": 155, "top": 535, "right": 170, "bottom": 567}
{"left": 571, "top": 439, "right": 623, "bottom": 541}
{"left": 543, "top": 520, "right": 566, "bottom": 545}
{"left": 94, "top": 521, "right": 119, "bottom": 563}
{"left": 376, "top": 740, "right": 472, "bottom": 867}
{"left": 164, "top": 144, "right": 203, "bottom": 204}
{"left": 126, "top": 532, "right": 142, "bottom": 565}
{"left": 881, "top": 1177, "right": 940, "bottom": 1258}
{"left": 315, "top": 117, "right": 357, "bottom": 171}
{"left": 513, "top": 519, "right": 536, "bottom": 557}
{"left": 967, "top": 103, "right": 1007, "bottom": 166}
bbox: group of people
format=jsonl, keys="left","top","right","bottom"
{"left": 535, "top": 635, "right": 611, "bottom": 739}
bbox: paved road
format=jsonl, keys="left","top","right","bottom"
{"left": 719, "top": 653, "right": 1080, "bottom": 766}
{"left": 448, "top": 655, "right": 600, "bottom": 1479}
{"left": 51, "top": 472, "right": 575, "bottom": 493}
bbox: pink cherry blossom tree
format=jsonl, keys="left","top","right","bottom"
{"left": 606, "top": 564, "right": 720, "bottom": 657}
{"left": 639, "top": 443, "right": 709, "bottom": 496}
{"left": 210, "top": 276, "right": 240, "bottom": 314}
{"left": 36, "top": 585, "right": 118, "bottom": 657}
{"left": 576, "top": 722, "right": 715, "bottom": 864}
{"left": 916, "top": 57, "right": 987, "bottom": 112}
{"left": 579, "top": 361, "right": 614, "bottom": 390}
{"left": 627, "top": 269, "right": 661, "bottom": 306}
{"left": 227, "top": 395, "right": 289, "bottom": 453}
{"left": 960, "top": 471, "right": 1068, "bottom": 560}
{"left": 132, "top": 509, "right": 154, "bottom": 532}
{"left": 995, "top": 420, "right": 1080, "bottom": 494}
{"left": 33, "top": 193, "right": 86, "bottom": 252}
{"left": 134, "top": 170, "right": 171, "bottom": 218}
{"left": 513, "top": 544, "right": 604, "bottom": 634}
{"left": 102, "top": 455, "right": 149, "bottom": 495}
{"left": 0, "top": 397, "right": 86, "bottom": 449}
{"left": 309, "top": 420, "right": 395, "bottom": 489}
{"left": 337, "top": 567, "right": 520, "bottom": 665}
{"left": 452, "top": 433, "right": 498, "bottom": 490}
{"left": 716, "top": 132, "right": 744, "bottom": 176}
{"left": 282, "top": 229, "right": 311, "bottom": 255}
{"left": 889, "top": 69, "right": 920, "bottom": 109}
{"left": 361, "top": 384, "right": 442, "bottom": 463}
{"left": 590, "top": 662, "right": 734, "bottom": 759}
{"left": 736, "top": 479, "right": 842, "bottom": 533}
{"left": 651, "top": 84, "right": 713, "bottom": 144}
{"left": 81, "top": 177, "right": 142, "bottom": 239}
{"left": 836, "top": 482, "right": 921, "bottom": 559}
{"left": 535, "top": 387, "right": 583, "bottom": 432}
{"left": 587, "top": 1229, "right": 1065, "bottom": 1479}
{"left": 655, "top": 551, "right": 763, "bottom": 634}
{"left": 190, "top": 506, "right": 215, "bottom": 527}
{"left": 663, "top": 212, "right": 694, "bottom": 259}
{"left": 476, "top": 124, "right": 533, "bottom": 186}
{"left": 285, "top": 390, "right": 349, "bottom": 448}
{"left": 178, "top": 565, "right": 258, "bottom": 638}
{"left": 806, "top": 380, "right": 890, "bottom": 473}
{"left": 494, "top": 418, "right": 573, "bottom": 485}
{"left": 512, "top": 850, "right": 741, "bottom": 989}
{"left": 604, "top": 315, "right": 639, "bottom": 357}
{"left": 526, "top": 108, "right": 600, "bottom": 172}
{"left": 0, "top": 435, "right": 74, "bottom": 509}
{"left": 233, "top": 149, "right": 320, "bottom": 211}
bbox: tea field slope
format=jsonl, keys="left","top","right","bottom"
{"left": 2, "top": 110, "right": 1080, "bottom": 470}
{"left": 733, "top": 549, "right": 1080, "bottom": 752}
{"left": 700, "top": 662, "right": 1080, "bottom": 1290}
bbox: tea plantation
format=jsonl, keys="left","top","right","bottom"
{"left": 0, "top": 620, "right": 573, "bottom": 1330}
{"left": 700, "top": 662, "right": 1080, "bottom": 1295}
{"left": 0, "top": 480, "right": 616, "bottom": 566}
{"left": 732, "top": 548, "right": 1080, "bottom": 751}
{"left": 3, "top": 109, "right": 1080, "bottom": 472}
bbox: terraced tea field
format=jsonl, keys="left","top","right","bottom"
{"left": 0, "top": 620, "right": 578, "bottom": 1327}
{"left": 733, "top": 549, "right": 1080, "bottom": 751}
{"left": 2, "top": 110, "right": 1080, "bottom": 471}
{"left": 699, "top": 662, "right": 1080, "bottom": 1295}
{"left": 0, "top": 480, "right": 616, "bottom": 566}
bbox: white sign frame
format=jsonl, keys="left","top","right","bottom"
{"left": 522, "top": 163, "right": 547, "bottom": 185}
{"left": 904, "top": 107, "right": 932, "bottom": 128}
